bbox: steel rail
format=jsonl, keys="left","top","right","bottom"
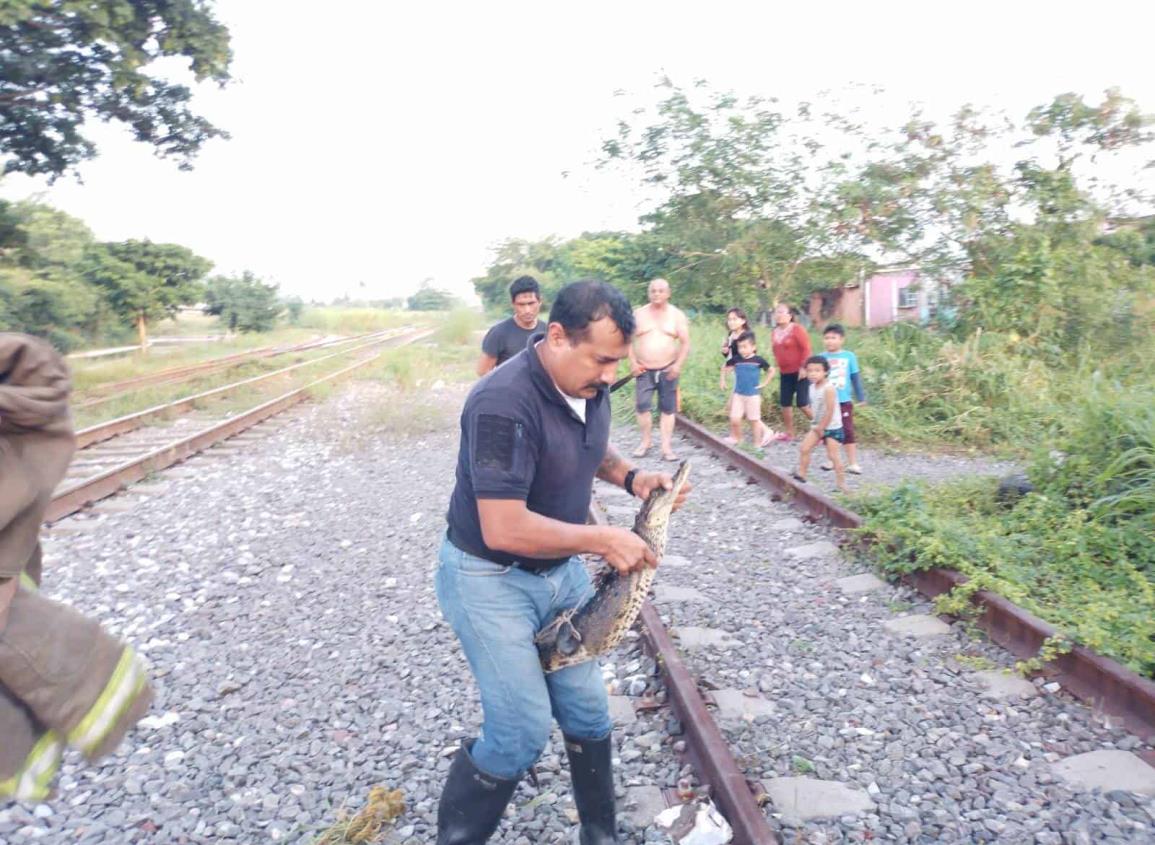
{"left": 673, "top": 413, "right": 1155, "bottom": 741}
{"left": 588, "top": 501, "right": 779, "bottom": 844}
{"left": 73, "top": 330, "right": 428, "bottom": 450}
{"left": 73, "top": 329, "right": 405, "bottom": 408}
{"left": 48, "top": 328, "right": 432, "bottom": 524}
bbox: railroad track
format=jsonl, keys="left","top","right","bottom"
{"left": 48, "top": 327, "right": 434, "bottom": 524}
{"left": 600, "top": 413, "right": 1155, "bottom": 844}
{"left": 73, "top": 328, "right": 408, "bottom": 410}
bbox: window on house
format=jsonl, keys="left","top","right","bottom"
{"left": 897, "top": 286, "right": 918, "bottom": 308}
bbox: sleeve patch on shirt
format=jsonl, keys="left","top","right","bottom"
{"left": 475, "top": 413, "right": 519, "bottom": 471}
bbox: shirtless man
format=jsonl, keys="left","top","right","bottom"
{"left": 628, "top": 278, "right": 691, "bottom": 461}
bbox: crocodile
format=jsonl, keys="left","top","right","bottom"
{"left": 535, "top": 460, "right": 691, "bottom": 673}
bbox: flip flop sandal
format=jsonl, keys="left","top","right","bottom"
{"left": 661, "top": 452, "right": 680, "bottom": 462}
{"left": 632, "top": 445, "right": 651, "bottom": 458}
{"left": 791, "top": 471, "right": 807, "bottom": 483}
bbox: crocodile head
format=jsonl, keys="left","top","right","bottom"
{"left": 633, "top": 459, "right": 691, "bottom": 558}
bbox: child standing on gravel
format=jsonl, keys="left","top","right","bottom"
{"left": 719, "top": 308, "right": 752, "bottom": 419}
{"left": 819, "top": 324, "right": 866, "bottom": 475}
{"left": 722, "top": 331, "right": 776, "bottom": 447}
{"left": 793, "top": 355, "right": 847, "bottom": 492}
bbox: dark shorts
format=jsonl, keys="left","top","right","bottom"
{"left": 635, "top": 369, "right": 679, "bottom": 414}
{"left": 821, "top": 428, "right": 845, "bottom": 443}
{"left": 839, "top": 401, "right": 856, "bottom": 444}
{"left": 779, "top": 371, "right": 810, "bottom": 408}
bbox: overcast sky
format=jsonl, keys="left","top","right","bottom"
{"left": 3, "top": 0, "right": 1154, "bottom": 304}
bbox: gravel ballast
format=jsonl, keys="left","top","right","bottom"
{"left": 615, "top": 426, "right": 1155, "bottom": 843}
{"left": 3, "top": 385, "right": 1152, "bottom": 844}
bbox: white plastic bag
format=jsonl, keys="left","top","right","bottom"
{"left": 654, "top": 800, "right": 734, "bottom": 844}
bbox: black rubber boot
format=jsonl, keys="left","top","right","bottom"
{"left": 564, "top": 733, "right": 618, "bottom": 844}
{"left": 436, "top": 740, "right": 520, "bottom": 845}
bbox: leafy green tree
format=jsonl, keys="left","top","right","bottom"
{"left": 1097, "top": 216, "right": 1155, "bottom": 267}
{"left": 204, "top": 271, "right": 282, "bottom": 332}
{"left": 407, "top": 280, "right": 456, "bottom": 311}
{"left": 0, "top": 200, "right": 101, "bottom": 347}
{"left": 85, "top": 239, "right": 211, "bottom": 345}
{"left": 0, "top": 0, "right": 233, "bottom": 179}
{"left": 283, "top": 296, "right": 304, "bottom": 324}
{"left": 600, "top": 79, "right": 871, "bottom": 318}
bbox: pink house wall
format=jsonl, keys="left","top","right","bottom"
{"left": 866, "top": 270, "right": 919, "bottom": 328}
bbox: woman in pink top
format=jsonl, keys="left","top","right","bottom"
{"left": 769, "top": 303, "right": 814, "bottom": 440}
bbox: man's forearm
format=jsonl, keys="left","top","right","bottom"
{"left": 595, "top": 444, "right": 635, "bottom": 488}
{"left": 479, "top": 503, "right": 608, "bottom": 560}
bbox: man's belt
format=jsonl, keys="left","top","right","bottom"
{"left": 446, "top": 527, "right": 566, "bottom": 574}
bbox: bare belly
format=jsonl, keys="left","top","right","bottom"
{"left": 635, "top": 334, "right": 678, "bottom": 369}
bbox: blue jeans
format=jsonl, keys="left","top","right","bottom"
{"left": 435, "top": 535, "right": 613, "bottom": 780}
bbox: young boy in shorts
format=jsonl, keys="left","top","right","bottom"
{"left": 792, "top": 355, "right": 847, "bottom": 493}
{"left": 819, "top": 324, "right": 866, "bottom": 474}
{"left": 722, "top": 331, "right": 776, "bottom": 448}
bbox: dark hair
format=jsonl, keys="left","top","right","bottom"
{"left": 549, "top": 279, "right": 635, "bottom": 342}
{"left": 509, "top": 275, "right": 541, "bottom": 301}
{"left": 726, "top": 308, "right": 751, "bottom": 332}
{"left": 823, "top": 323, "right": 845, "bottom": 337}
{"left": 735, "top": 330, "right": 756, "bottom": 346}
{"left": 804, "top": 355, "right": 830, "bottom": 372}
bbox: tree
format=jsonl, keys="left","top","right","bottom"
{"left": 204, "top": 271, "right": 282, "bottom": 332}
{"left": 0, "top": 200, "right": 101, "bottom": 348}
{"left": 600, "top": 79, "right": 872, "bottom": 319}
{"left": 0, "top": 0, "right": 233, "bottom": 179}
{"left": 407, "top": 280, "right": 456, "bottom": 311}
{"left": 85, "top": 239, "right": 211, "bottom": 345}
{"left": 283, "top": 296, "right": 304, "bottom": 324}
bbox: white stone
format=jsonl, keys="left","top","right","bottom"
{"left": 139, "top": 711, "right": 181, "bottom": 730}
{"left": 785, "top": 541, "right": 838, "bottom": 561}
{"left": 883, "top": 614, "right": 951, "bottom": 637}
{"left": 624, "top": 785, "right": 667, "bottom": 828}
{"left": 711, "top": 688, "right": 776, "bottom": 720}
{"left": 836, "top": 573, "right": 885, "bottom": 594}
{"left": 673, "top": 627, "right": 743, "bottom": 651}
{"left": 771, "top": 517, "right": 805, "bottom": 532}
{"left": 660, "top": 554, "right": 691, "bottom": 568}
{"left": 653, "top": 584, "right": 710, "bottom": 604}
{"left": 973, "top": 670, "right": 1039, "bottom": 700}
{"left": 762, "top": 777, "right": 875, "bottom": 824}
{"left": 1051, "top": 750, "right": 1155, "bottom": 796}
{"left": 608, "top": 696, "right": 637, "bottom": 725}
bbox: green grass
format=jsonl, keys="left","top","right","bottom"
{"left": 667, "top": 313, "right": 1155, "bottom": 677}
{"left": 69, "top": 327, "right": 319, "bottom": 392}
{"left": 852, "top": 395, "right": 1155, "bottom": 677}
{"left": 296, "top": 307, "right": 420, "bottom": 334}
{"left": 72, "top": 342, "right": 378, "bottom": 427}
{"left": 671, "top": 316, "right": 1155, "bottom": 457}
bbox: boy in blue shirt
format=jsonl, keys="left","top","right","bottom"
{"left": 722, "top": 331, "right": 776, "bottom": 448}
{"left": 820, "top": 324, "right": 866, "bottom": 474}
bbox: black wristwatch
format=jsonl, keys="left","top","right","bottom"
{"left": 624, "top": 468, "right": 638, "bottom": 497}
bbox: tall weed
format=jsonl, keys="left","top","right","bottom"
{"left": 854, "top": 394, "right": 1155, "bottom": 676}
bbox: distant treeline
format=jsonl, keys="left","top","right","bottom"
{"left": 0, "top": 200, "right": 294, "bottom": 350}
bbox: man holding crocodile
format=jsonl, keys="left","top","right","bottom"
{"left": 435, "top": 279, "right": 692, "bottom": 843}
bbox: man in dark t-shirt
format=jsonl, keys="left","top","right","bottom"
{"left": 477, "top": 275, "right": 547, "bottom": 375}
{"left": 435, "top": 280, "right": 692, "bottom": 844}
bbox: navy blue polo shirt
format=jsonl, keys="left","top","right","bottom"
{"left": 446, "top": 334, "right": 611, "bottom": 569}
